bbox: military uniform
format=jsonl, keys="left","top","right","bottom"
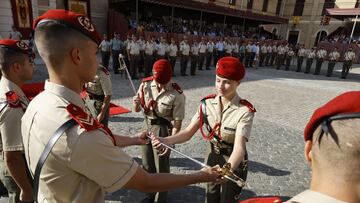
{"left": 190, "top": 94, "right": 255, "bottom": 203}
{"left": 156, "top": 42, "right": 167, "bottom": 60}
{"left": 265, "top": 45, "right": 272, "bottom": 66}
{"left": 259, "top": 45, "right": 267, "bottom": 67}
{"left": 127, "top": 40, "right": 141, "bottom": 79}
{"left": 109, "top": 37, "right": 124, "bottom": 74}
{"left": 296, "top": 47, "right": 307, "bottom": 72}
{"left": 22, "top": 81, "right": 138, "bottom": 202}
{"left": 270, "top": 44, "right": 278, "bottom": 66}
{"left": 168, "top": 43, "right": 178, "bottom": 75}
{"left": 0, "top": 77, "right": 30, "bottom": 203}
{"left": 244, "top": 44, "right": 252, "bottom": 68}
{"left": 137, "top": 77, "right": 185, "bottom": 203}
{"left": 232, "top": 43, "right": 239, "bottom": 59}
{"left": 326, "top": 50, "right": 340, "bottom": 77}
{"left": 314, "top": 49, "right": 327, "bottom": 75}
{"left": 138, "top": 38, "right": 146, "bottom": 73}
{"left": 85, "top": 65, "right": 112, "bottom": 126}
{"left": 305, "top": 49, "right": 316, "bottom": 74}
{"left": 341, "top": 50, "right": 356, "bottom": 79}
{"left": 285, "top": 49, "right": 294, "bottom": 71}
{"left": 190, "top": 44, "right": 200, "bottom": 76}
{"left": 206, "top": 41, "right": 214, "bottom": 70}
{"left": 224, "top": 42, "right": 233, "bottom": 56}
{"left": 179, "top": 41, "right": 190, "bottom": 76}
{"left": 286, "top": 190, "right": 347, "bottom": 203}
{"left": 276, "top": 45, "right": 285, "bottom": 69}
{"left": 144, "top": 41, "right": 155, "bottom": 77}
{"left": 198, "top": 42, "right": 207, "bottom": 70}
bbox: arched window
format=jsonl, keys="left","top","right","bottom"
{"left": 314, "top": 30, "right": 328, "bottom": 46}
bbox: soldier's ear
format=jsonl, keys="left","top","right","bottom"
{"left": 70, "top": 47, "right": 81, "bottom": 65}
{"left": 304, "top": 140, "right": 313, "bottom": 166}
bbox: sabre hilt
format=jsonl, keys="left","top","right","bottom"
{"left": 118, "top": 54, "right": 128, "bottom": 71}
{"left": 219, "top": 162, "right": 246, "bottom": 187}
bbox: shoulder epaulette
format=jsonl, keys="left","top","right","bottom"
{"left": 100, "top": 67, "right": 110, "bottom": 75}
{"left": 5, "top": 91, "right": 22, "bottom": 108}
{"left": 66, "top": 104, "right": 116, "bottom": 145}
{"left": 171, "top": 83, "right": 183, "bottom": 94}
{"left": 66, "top": 104, "right": 101, "bottom": 131}
{"left": 142, "top": 76, "right": 153, "bottom": 83}
{"left": 201, "top": 94, "right": 216, "bottom": 101}
{"left": 239, "top": 99, "right": 256, "bottom": 113}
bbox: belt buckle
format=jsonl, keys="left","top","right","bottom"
{"left": 213, "top": 142, "right": 221, "bottom": 154}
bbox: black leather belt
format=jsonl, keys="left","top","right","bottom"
{"left": 210, "top": 142, "right": 233, "bottom": 156}
{"left": 149, "top": 118, "right": 173, "bottom": 129}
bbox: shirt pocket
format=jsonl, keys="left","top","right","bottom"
{"left": 157, "top": 97, "right": 174, "bottom": 117}
{"left": 221, "top": 126, "right": 236, "bottom": 145}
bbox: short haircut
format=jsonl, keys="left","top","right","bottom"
{"left": 312, "top": 118, "right": 360, "bottom": 180}
{"left": 34, "top": 21, "right": 89, "bottom": 68}
{"left": 0, "top": 47, "right": 26, "bottom": 73}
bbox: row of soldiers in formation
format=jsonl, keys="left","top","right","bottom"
{"left": 106, "top": 35, "right": 357, "bottom": 80}
{"left": 254, "top": 43, "right": 356, "bottom": 79}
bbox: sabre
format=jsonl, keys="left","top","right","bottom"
{"left": 118, "top": 54, "right": 246, "bottom": 187}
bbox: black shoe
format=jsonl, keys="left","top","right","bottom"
{"left": 141, "top": 197, "right": 154, "bottom": 203}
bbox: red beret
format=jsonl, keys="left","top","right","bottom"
{"left": 0, "top": 39, "right": 30, "bottom": 55}
{"left": 152, "top": 59, "right": 172, "bottom": 84}
{"left": 239, "top": 196, "right": 282, "bottom": 203}
{"left": 216, "top": 57, "right": 245, "bottom": 81}
{"left": 304, "top": 91, "right": 360, "bottom": 141}
{"left": 33, "top": 9, "right": 101, "bottom": 45}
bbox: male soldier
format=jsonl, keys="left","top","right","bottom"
{"left": 270, "top": 42, "right": 278, "bottom": 66}
{"left": 305, "top": 47, "right": 316, "bottom": 74}
{"left": 138, "top": 35, "right": 146, "bottom": 73}
{"left": 156, "top": 37, "right": 167, "bottom": 60}
{"left": 239, "top": 42, "right": 246, "bottom": 63}
{"left": 215, "top": 38, "right": 225, "bottom": 65}
{"left": 296, "top": 44, "right": 307, "bottom": 72}
{"left": 133, "top": 59, "right": 186, "bottom": 203}
{"left": 168, "top": 38, "right": 178, "bottom": 76}
{"left": 99, "top": 34, "right": 111, "bottom": 69}
{"left": 341, "top": 47, "right": 356, "bottom": 79}
{"left": 287, "top": 91, "right": 360, "bottom": 202}
{"left": 285, "top": 47, "right": 294, "bottom": 71}
{"left": 206, "top": 38, "right": 214, "bottom": 70}
{"left": 144, "top": 36, "right": 155, "bottom": 77}
{"left": 23, "top": 9, "right": 220, "bottom": 203}
{"left": 179, "top": 38, "right": 190, "bottom": 76}
{"left": 127, "top": 35, "right": 141, "bottom": 79}
{"left": 276, "top": 43, "right": 285, "bottom": 70}
{"left": 265, "top": 42, "right": 272, "bottom": 66}
{"left": 224, "top": 39, "right": 233, "bottom": 57}
{"left": 232, "top": 40, "right": 239, "bottom": 59}
{"left": 326, "top": 47, "right": 340, "bottom": 77}
{"left": 0, "top": 39, "right": 34, "bottom": 202}
{"left": 198, "top": 38, "right": 207, "bottom": 70}
{"left": 259, "top": 43, "right": 267, "bottom": 67}
{"left": 109, "top": 33, "right": 124, "bottom": 74}
{"left": 85, "top": 65, "right": 112, "bottom": 126}
{"left": 190, "top": 40, "right": 200, "bottom": 76}
{"left": 314, "top": 46, "right": 327, "bottom": 75}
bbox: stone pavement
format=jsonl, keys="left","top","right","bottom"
{"left": 1, "top": 59, "right": 359, "bottom": 203}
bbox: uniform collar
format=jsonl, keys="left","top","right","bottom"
{"left": 150, "top": 80, "right": 172, "bottom": 99}
{"left": 290, "top": 190, "right": 348, "bottom": 203}
{"left": 44, "top": 80, "right": 85, "bottom": 109}
{"left": 0, "top": 76, "right": 28, "bottom": 102}
{"left": 210, "top": 94, "right": 241, "bottom": 112}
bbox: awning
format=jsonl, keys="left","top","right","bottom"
{"left": 326, "top": 8, "right": 360, "bottom": 20}
{"left": 110, "top": 0, "right": 288, "bottom": 24}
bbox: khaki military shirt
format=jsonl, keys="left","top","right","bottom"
{"left": 287, "top": 50, "right": 295, "bottom": 57}
{"left": 316, "top": 49, "right": 327, "bottom": 59}
{"left": 168, "top": 44, "right": 178, "bottom": 57}
{"left": 277, "top": 46, "right": 286, "bottom": 55}
{"left": 206, "top": 42, "right": 214, "bottom": 53}
{"left": 85, "top": 66, "right": 112, "bottom": 96}
{"left": 0, "top": 77, "right": 28, "bottom": 153}
{"left": 145, "top": 41, "right": 155, "bottom": 55}
{"left": 286, "top": 190, "right": 347, "bottom": 203}
{"left": 245, "top": 44, "right": 251, "bottom": 53}
{"left": 232, "top": 44, "right": 239, "bottom": 54}
{"left": 329, "top": 51, "right": 340, "bottom": 61}
{"left": 156, "top": 43, "right": 167, "bottom": 56}
{"left": 267, "top": 45, "right": 272, "bottom": 53}
{"left": 137, "top": 79, "right": 185, "bottom": 121}
{"left": 272, "top": 45, "right": 278, "bottom": 53}
{"left": 137, "top": 39, "right": 145, "bottom": 51}
{"left": 260, "top": 46, "right": 267, "bottom": 54}
{"left": 225, "top": 43, "right": 233, "bottom": 54}
{"left": 298, "top": 48, "right": 307, "bottom": 57}
{"left": 191, "top": 94, "right": 254, "bottom": 146}
{"left": 180, "top": 43, "right": 190, "bottom": 56}
{"left": 22, "top": 81, "right": 138, "bottom": 203}
{"left": 344, "top": 51, "right": 356, "bottom": 61}
{"left": 127, "top": 41, "right": 140, "bottom": 55}
{"left": 307, "top": 50, "right": 316, "bottom": 59}
{"left": 199, "top": 43, "right": 207, "bottom": 53}
{"left": 191, "top": 44, "right": 200, "bottom": 55}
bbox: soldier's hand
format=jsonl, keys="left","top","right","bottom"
{"left": 135, "top": 131, "right": 149, "bottom": 145}
{"left": 151, "top": 135, "right": 169, "bottom": 156}
{"left": 133, "top": 94, "right": 141, "bottom": 106}
{"left": 199, "top": 165, "right": 222, "bottom": 183}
